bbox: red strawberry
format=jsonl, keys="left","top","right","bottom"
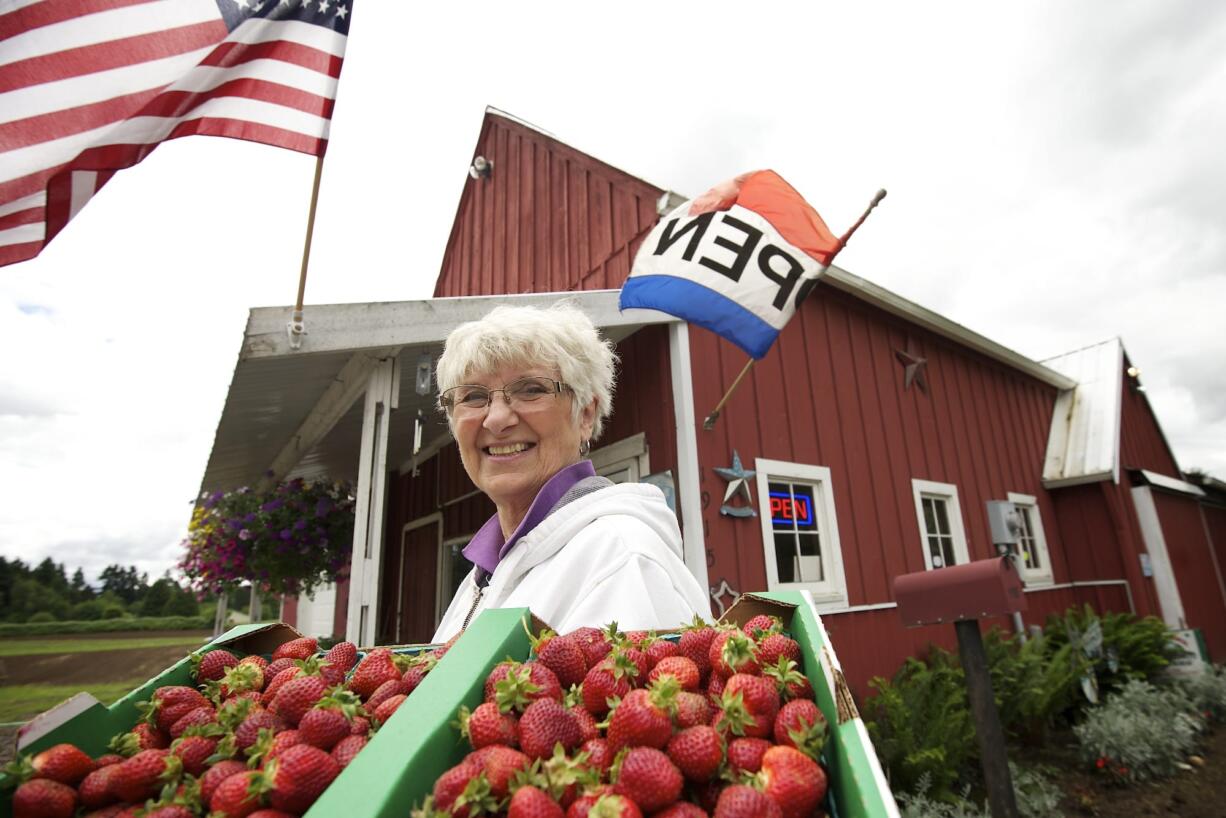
{"left": 170, "top": 735, "right": 217, "bottom": 776}
{"left": 142, "top": 806, "right": 194, "bottom": 818}
{"left": 758, "top": 745, "right": 826, "bottom": 818}
{"left": 169, "top": 705, "right": 216, "bottom": 739}
{"left": 773, "top": 698, "right": 828, "bottom": 759}
{"left": 483, "top": 660, "right": 518, "bottom": 702}
{"left": 620, "top": 646, "right": 651, "bottom": 684}
{"left": 644, "top": 637, "right": 679, "bottom": 671}
{"left": 273, "top": 675, "right": 329, "bottom": 726}
{"left": 517, "top": 698, "right": 582, "bottom": 760}
{"left": 705, "top": 673, "right": 726, "bottom": 709}
{"left": 109, "top": 749, "right": 172, "bottom": 804}
{"left": 348, "top": 648, "right": 401, "bottom": 700}
{"left": 350, "top": 715, "right": 371, "bottom": 735}
{"left": 256, "top": 743, "right": 340, "bottom": 814}
{"left": 611, "top": 747, "right": 682, "bottom": 813}
{"left": 373, "top": 693, "right": 407, "bottom": 723}
{"left": 401, "top": 662, "right": 433, "bottom": 695}
{"left": 677, "top": 616, "right": 717, "bottom": 682}
{"left": 235, "top": 709, "right": 282, "bottom": 753}
{"left": 261, "top": 666, "right": 303, "bottom": 707}
{"left": 718, "top": 674, "right": 779, "bottom": 739}
{"left": 713, "top": 784, "right": 782, "bottom": 818}
{"left": 532, "top": 630, "right": 589, "bottom": 689}
{"left": 193, "top": 648, "right": 240, "bottom": 683}
{"left": 756, "top": 633, "right": 800, "bottom": 668}
{"left": 366, "top": 677, "right": 412, "bottom": 713}
{"left": 570, "top": 705, "right": 600, "bottom": 743}
{"left": 762, "top": 658, "right": 814, "bottom": 702}
{"left": 648, "top": 656, "right": 701, "bottom": 691}
{"left": 77, "top": 765, "right": 118, "bottom": 809}
{"left": 606, "top": 683, "right": 676, "bottom": 753}
{"left": 219, "top": 663, "right": 267, "bottom": 699}
{"left": 726, "top": 737, "right": 772, "bottom": 774}
{"left": 666, "top": 724, "right": 724, "bottom": 783}
{"left": 708, "top": 630, "right": 759, "bottom": 679}
{"left": 578, "top": 738, "right": 612, "bottom": 774}
{"left": 94, "top": 754, "right": 123, "bottom": 767}
{"left": 252, "top": 729, "right": 305, "bottom": 766}
{"left": 581, "top": 653, "right": 638, "bottom": 716}
{"left": 495, "top": 662, "right": 564, "bottom": 713}
{"left": 240, "top": 654, "right": 269, "bottom": 672}
{"left": 675, "top": 690, "right": 712, "bottom": 729}
{"left": 567, "top": 626, "right": 613, "bottom": 668}
{"left": 264, "top": 657, "right": 298, "bottom": 680}
{"left": 29, "top": 743, "right": 95, "bottom": 785}
{"left": 271, "top": 637, "right": 318, "bottom": 663}
{"left": 570, "top": 793, "right": 641, "bottom": 818}
{"left": 468, "top": 744, "right": 530, "bottom": 800}
{"left": 199, "top": 759, "right": 247, "bottom": 806}
{"left": 324, "top": 641, "right": 358, "bottom": 672}
{"left": 12, "top": 778, "right": 78, "bottom": 818}
{"left": 742, "top": 614, "right": 783, "bottom": 639}
{"left": 248, "top": 811, "right": 297, "bottom": 818}
{"left": 653, "top": 804, "right": 709, "bottom": 818}
{"left": 330, "top": 734, "right": 367, "bottom": 768}
{"left": 209, "top": 770, "right": 262, "bottom": 817}
{"left": 459, "top": 701, "right": 519, "bottom": 749}
{"left": 432, "top": 759, "right": 494, "bottom": 817}
{"left": 508, "top": 785, "right": 564, "bottom": 818}
{"left": 299, "top": 689, "right": 363, "bottom": 750}
{"left": 149, "top": 686, "right": 211, "bottom": 734}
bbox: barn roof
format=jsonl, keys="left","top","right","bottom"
{"left": 1040, "top": 338, "right": 1124, "bottom": 487}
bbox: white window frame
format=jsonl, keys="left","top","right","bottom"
{"left": 590, "top": 432, "right": 650, "bottom": 484}
{"left": 755, "top": 459, "right": 848, "bottom": 608}
{"left": 911, "top": 479, "right": 971, "bottom": 570}
{"left": 1006, "top": 492, "right": 1054, "bottom": 586}
{"left": 436, "top": 534, "right": 472, "bottom": 629}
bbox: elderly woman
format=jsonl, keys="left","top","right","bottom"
{"left": 431, "top": 302, "right": 710, "bottom": 642}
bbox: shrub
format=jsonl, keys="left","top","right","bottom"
{"left": 69, "top": 599, "right": 105, "bottom": 621}
{"left": 101, "top": 605, "right": 127, "bottom": 619}
{"left": 895, "top": 763, "right": 1062, "bottom": 818}
{"left": 865, "top": 648, "right": 977, "bottom": 802}
{"left": 1044, "top": 605, "right": 1178, "bottom": 707}
{"left": 1074, "top": 679, "right": 1201, "bottom": 784}
{"left": 27, "top": 611, "right": 56, "bottom": 623}
{"left": 1173, "top": 665, "right": 1226, "bottom": 723}
{"left": 0, "top": 614, "right": 210, "bottom": 637}
{"left": 984, "top": 628, "right": 1088, "bottom": 743}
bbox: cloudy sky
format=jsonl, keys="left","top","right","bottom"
{"left": 1, "top": 1, "right": 1223, "bottom": 584}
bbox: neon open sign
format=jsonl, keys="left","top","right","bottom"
{"left": 770, "top": 491, "right": 813, "bottom": 527}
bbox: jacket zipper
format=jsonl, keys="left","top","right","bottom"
{"left": 459, "top": 584, "right": 483, "bottom": 633}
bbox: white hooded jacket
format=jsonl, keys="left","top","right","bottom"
{"left": 431, "top": 483, "right": 711, "bottom": 642}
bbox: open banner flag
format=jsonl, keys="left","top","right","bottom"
{"left": 0, "top": 0, "right": 354, "bottom": 268}
{"left": 619, "top": 170, "right": 841, "bottom": 359}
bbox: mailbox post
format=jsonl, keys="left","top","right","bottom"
{"left": 894, "top": 557, "right": 1026, "bottom": 818}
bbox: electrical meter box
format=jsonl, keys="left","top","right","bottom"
{"left": 986, "top": 500, "right": 1021, "bottom": 545}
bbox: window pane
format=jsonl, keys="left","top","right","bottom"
{"left": 796, "top": 534, "right": 823, "bottom": 581}
{"left": 769, "top": 482, "right": 795, "bottom": 532}
{"left": 941, "top": 537, "right": 957, "bottom": 568}
{"left": 790, "top": 483, "right": 818, "bottom": 532}
{"left": 923, "top": 498, "right": 937, "bottom": 534}
{"left": 928, "top": 536, "right": 945, "bottom": 567}
{"left": 774, "top": 533, "right": 798, "bottom": 583}
{"left": 932, "top": 499, "right": 952, "bottom": 537}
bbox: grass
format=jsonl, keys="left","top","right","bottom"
{"left": 0, "top": 682, "right": 143, "bottom": 723}
{"left": 0, "top": 635, "right": 209, "bottom": 657}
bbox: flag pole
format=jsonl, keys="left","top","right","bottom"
{"left": 701, "top": 188, "right": 887, "bottom": 430}
{"left": 287, "top": 154, "right": 326, "bottom": 350}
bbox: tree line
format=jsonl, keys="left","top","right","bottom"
{"left": 0, "top": 556, "right": 205, "bottom": 623}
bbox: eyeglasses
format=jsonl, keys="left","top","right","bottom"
{"left": 440, "top": 376, "right": 572, "bottom": 416}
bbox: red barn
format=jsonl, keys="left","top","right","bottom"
{"left": 201, "top": 108, "right": 1225, "bottom": 695}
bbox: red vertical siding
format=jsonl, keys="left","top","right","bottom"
{"left": 1119, "top": 352, "right": 1181, "bottom": 475}
{"left": 1150, "top": 490, "right": 1226, "bottom": 660}
{"left": 434, "top": 112, "right": 664, "bottom": 298}
{"left": 1205, "top": 503, "right": 1226, "bottom": 601}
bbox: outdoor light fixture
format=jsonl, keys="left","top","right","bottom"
{"left": 469, "top": 155, "right": 493, "bottom": 179}
{"left": 1126, "top": 365, "right": 1146, "bottom": 393}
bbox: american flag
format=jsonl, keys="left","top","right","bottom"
{"left": 0, "top": 0, "right": 353, "bottom": 268}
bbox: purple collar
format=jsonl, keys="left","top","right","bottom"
{"left": 462, "top": 460, "right": 597, "bottom": 575}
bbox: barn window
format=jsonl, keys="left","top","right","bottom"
{"left": 1006, "top": 492, "right": 1054, "bottom": 585}
{"left": 911, "top": 479, "right": 971, "bottom": 570}
{"left": 754, "top": 459, "right": 848, "bottom": 607}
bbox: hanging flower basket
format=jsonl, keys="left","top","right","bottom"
{"left": 180, "top": 477, "right": 355, "bottom": 597}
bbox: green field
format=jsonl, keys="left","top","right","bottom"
{"left": 0, "top": 682, "right": 142, "bottom": 724}
{"left": 0, "top": 635, "right": 208, "bottom": 657}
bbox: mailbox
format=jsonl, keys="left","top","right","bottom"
{"left": 894, "top": 556, "right": 1026, "bottom": 627}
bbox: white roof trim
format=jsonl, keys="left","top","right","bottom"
{"left": 1138, "top": 470, "right": 1207, "bottom": 498}
{"left": 1040, "top": 338, "right": 1123, "bottom": 485}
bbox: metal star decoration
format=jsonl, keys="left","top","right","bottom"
{"left": 895, "top": 342, "right": 929, "bottom": 393}
{"left": 714, "top": 450, "right": 757, "bottom": 517}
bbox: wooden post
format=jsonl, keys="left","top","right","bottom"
{"left": 249, "top": 587, "right": 262, "bottom": 623}
{"left": 213, "top": 591, "right": 228, "bottom": 637}
{"left": 955, "top": 619, "right": 1019, "bottom": 818}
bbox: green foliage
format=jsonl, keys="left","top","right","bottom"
{"left": 0, "top": 614, "right": 209, "bottom": 637}
{"left": 895, "top": 763, "right": 1064, "bottom": 818}
{"left": 27, "top": 610, "right": 56, "bottom": 623}
{"left": 101, "top": 604, "right": 127, "bottom": 620}
{"left": 865, "top": 649, "right": 977, "bottom": 802}
{"left": 1173, "top": 665, "right": 1226, "bottom": 723}
{"left": 1074, "top": 679, "right": 1202, "bottom": 784}
{"left": 984, "top": 627, "right": 1088, "bottom": 741}
{"left": 1044, "top": 605, "right": 1178, "bottom": 704}
{"left": 69, "top": 599, "right": 105, "bottom": 621}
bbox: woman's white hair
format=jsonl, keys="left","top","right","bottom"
{"left": 435, "top": 301, "right": 618, "bottom": 441}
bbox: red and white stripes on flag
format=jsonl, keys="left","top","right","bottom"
{"left": 0, "top": 0, "right": 353, "bottom": 267}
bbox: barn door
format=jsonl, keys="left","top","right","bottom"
{"left": 397, "top": 514, "right": 441, "bottom": 644}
